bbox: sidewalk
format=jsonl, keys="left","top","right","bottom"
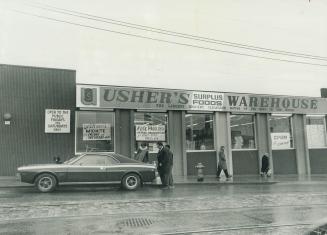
{"left": 174, "top": 174, "right": 327, "bottom": 185}
{"left": 1, "top": 174, "right": 327, "bottom": 188}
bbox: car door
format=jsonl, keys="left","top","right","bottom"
{"left": 67, "top": 154, "right": 109, "bottom": 182}
{"left": 106, "top": 156, "right": 125, "bottom": 182}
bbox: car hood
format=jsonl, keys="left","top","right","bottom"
{"left": 17, "top": 164, "right": 66, "bottom": 171}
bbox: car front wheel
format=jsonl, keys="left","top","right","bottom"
{"left": 122, "top": 173, "right": 141, "bottom": 190}
{"left": 35, "top": 173, "right": 57, "bottom": 193}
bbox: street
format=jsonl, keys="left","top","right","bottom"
{"left": 1, "top": 183, "right": 327, "bottom": 234}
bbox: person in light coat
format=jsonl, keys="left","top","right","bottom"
{"left": 216, "top": 146, "right": 232, "bottom": 179}
{"left": 134, "top": 143, "right": 149, "bottom": 163}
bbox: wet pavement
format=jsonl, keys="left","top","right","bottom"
{"left": 0, "top": 183, "right": 327, "bottom": 234}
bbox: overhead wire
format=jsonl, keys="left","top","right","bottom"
{"left": 25, "top": 1, "right": 327, "bottom": 61}
{"left": 12, "top": 9, "right": 327, "bottom": 67}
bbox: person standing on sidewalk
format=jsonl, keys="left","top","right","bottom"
{"left": 216, "top": 146, "right": 232, "bottom": 179}
{"left": 165, "top": 144, "right": 174, "bottom": 189}
{"left": 260, "top": 153, "right": 270, "bottom": 177}
{"left": 157, "top": 142, "right": 169, "bottom": 187}
{"left": 135, "top": 142, "right": 149, "bottom": 163}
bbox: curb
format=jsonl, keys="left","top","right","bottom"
{"left": 0, "top": 185, "right": 33, "bottom": 188}
{"left": 151, "top": 181, "right": 279, "bottom": 186}
{"left": 0, "top": 181, "right": 279, "bottom": 189}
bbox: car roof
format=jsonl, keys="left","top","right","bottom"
{"left": 82, "top": 153, "right": 140, "bottom": 164}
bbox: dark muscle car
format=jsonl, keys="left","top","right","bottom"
{"left": 17, "top": 153, "right": 157, "bottom": 192}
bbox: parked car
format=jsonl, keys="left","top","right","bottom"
{"left": 17, "top": 153, "right": 157, "bottom": 192}
{"left": 305, "top": 219, "right": 327, "bottom": 235}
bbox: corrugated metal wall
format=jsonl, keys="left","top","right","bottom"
{"left": 0, "top": 64, "right": 76, "bottom": 175}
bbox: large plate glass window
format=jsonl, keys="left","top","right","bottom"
{"left": 134, "top": 112, "right": 168, "bottom": 153}
{"left": 269, "top": 114, "right": 293, "bottom": 149}
{"left": 230, "top": 114, "right": 256, "bottom": 150}
{"left": 306, "top": 115, "right": 327, "bottom": 148}
{"left": 76, "top": 111, "right": 115, "bottom": 153}
{"left": 185, "top": 113, "right": 214, "bottom": 150}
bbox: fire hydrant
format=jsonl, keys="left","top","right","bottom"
{"left": 195, "top": 162, "right": 205, "bottom": 182}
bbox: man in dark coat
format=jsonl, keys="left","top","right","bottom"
{"left": 156, "top": 142, "right": 168, "bottom": 186}
{"left": 261, "top": 153, "right": 270, "bottom": 176}
{"left": 216, "top": 146, "right": 232, "bottom": 179}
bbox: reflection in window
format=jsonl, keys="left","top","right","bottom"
{"left": 231, "top": 114, "right": 256, "bottom": 149}
{"left": 306, "top": 115, "right": 327, "bottom": 148}
{"left": 269, "top": 115, "right": 293, "bottom": 149}
{"left": 185, "top": 114, "right": 214, "bottom": 150}
{"left": 76, "top": 111, "right": 114, "bottom": 153}
{"left": 134, "top": 112, "right": 168, "bottom": 153}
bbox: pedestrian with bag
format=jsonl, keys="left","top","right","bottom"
{"left": 260, "top": 153, "right": 270, "bottom": 177}
{"left": 216, "top": 146, "right": 232, "bottom": 179}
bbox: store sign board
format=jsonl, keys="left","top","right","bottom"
{"left": 98, "top": 86, "right": 224, "bottom": 111}
{"left": 135, "top": 124, "right": 166, "bottom": 141}
{"left": 83, "top": 123, "right": 111, "bottom": 140}
{"left": 271, "top": 132, "right": 291, "bottom": 149}
{"left": 77, "top": 85, "right": 327, "bottom": 114}
{"left": 226, "top": 94, "right": 323, "bottom": 114}
{"left": 81, "top": 88, "right": 97, "bottom": 105}
{"left": 45, "top": 109, "right": 70, "bottom": 133}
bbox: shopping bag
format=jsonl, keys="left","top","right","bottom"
{"left": 154, "top": 175, "right": 162, "bottom": 185}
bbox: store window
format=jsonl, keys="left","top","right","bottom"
{"left": 76, "top": 111, "right": 115, "bottom": 153}
{"left": 134, "top": 112, "right": 168, "bottom": 153}
{"left": 230, "top": 114, "right": 256, "bottom": 150}
{"left": 185, "top": 113, "right": 214, "bottom": 150}
{"left": 269, "top": 114, "right": 293, "bottom": 149}
{"left": 306, "top": 115, "right": 327, "bottom": 148}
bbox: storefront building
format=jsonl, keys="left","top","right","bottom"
{"left": 76, "top": 84, "right": 327, "bottom": 177}
{"left": 1, "top": 64, "right": 327, "bottom": 176}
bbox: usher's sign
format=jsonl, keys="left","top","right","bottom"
{"left": 99, "top": 87, "right": 224, "bottom": 111}
{"left": 77, "top": 85, "right": 327, "bottom": 114}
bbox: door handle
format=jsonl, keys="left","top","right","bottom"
{"left": 100, "top": 167, "right": 105, "bottom": 170}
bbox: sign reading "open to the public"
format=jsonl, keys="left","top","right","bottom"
{"left": 45, "top": 109, "right": 70, "bottom": 133}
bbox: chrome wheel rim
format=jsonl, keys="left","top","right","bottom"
{"left": 38, "top": 177, "right": 53, "bottom": 191}
{"left": 126, "top": 175, "right": 137, "bottom": 189}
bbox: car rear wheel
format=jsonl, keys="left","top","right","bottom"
{"left": 35, "top": 173, "right": 57, "bottom": 193}
{"left": 122, "top": 173, "right": 141, "bottom": 190}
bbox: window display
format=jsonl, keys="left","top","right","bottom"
{"left": 230, "top": 114, "right": 256, "bottom": 149}
{"left": 134, "top": 112, "right": 168, "bottom": 153}
{"left": 269, "top": 114, "right": 293, "bottom": 149}
{"left": 185, "top": 113, "right": 214, "bottom": 150}
{"left": 76, "top": 111, "right": 115, "bottom": 153}
{"left": 306, "top": 115, "right": 327, "bottom": 148}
